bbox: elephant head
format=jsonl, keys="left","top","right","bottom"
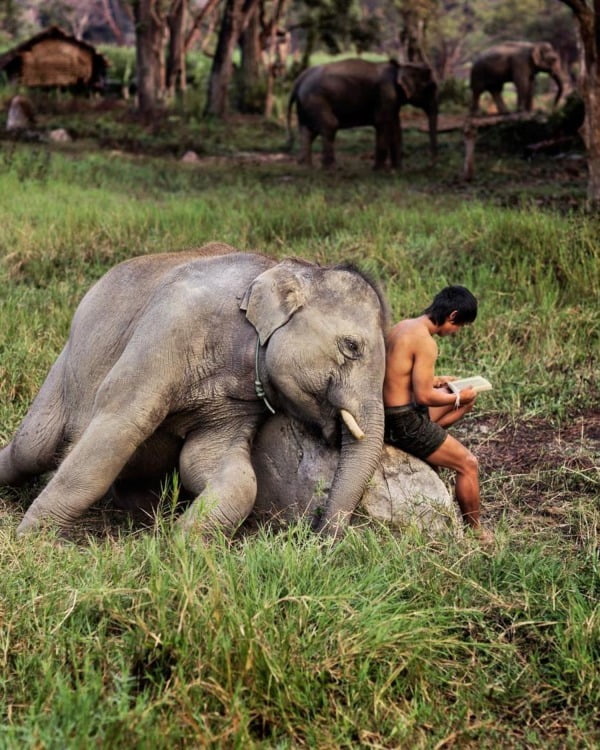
{"left": 531, "top": 42, "right": 563, "bottom": 106}
{"left": 241, "top": 259, "right": 389, "bottom": 537}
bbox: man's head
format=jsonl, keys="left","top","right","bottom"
{"left": 424, "top": 285, "right": 478, "bottom": 332}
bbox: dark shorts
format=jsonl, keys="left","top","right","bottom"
{"left": 384, "top": 403, "right": 447, "bottom": 460}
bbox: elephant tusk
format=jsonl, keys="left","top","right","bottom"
{"left": 340, "top": 409, "right": 365, "bottom": 440}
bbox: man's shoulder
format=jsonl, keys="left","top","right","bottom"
{"left": 389, "top": 318, "right": 433, "bottom": 344}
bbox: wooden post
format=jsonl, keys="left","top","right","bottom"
{"left": 462, "top": 111, "right": 538, "bottom": 182}
{"left": 463, "top": 117, "right": 477, "bottom": 181}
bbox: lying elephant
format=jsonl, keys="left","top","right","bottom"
{"left": 287, "top": 57, "right": 438, "bottom": 170}
{"left": 0, "top": 244, "right": 389, "bottom": 539}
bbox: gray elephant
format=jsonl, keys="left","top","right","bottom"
{"left": 470, "top": 41, "right": 563, "bottom": 115}
{"left": 286, "top": 58, "right": 438, "bottom": 169}
{"left": 0, "top": 243, "right": 388, "bottom": 540}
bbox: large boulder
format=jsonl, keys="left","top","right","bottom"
{"left": 251, "top": 414, "right": 461, "bottom": 536}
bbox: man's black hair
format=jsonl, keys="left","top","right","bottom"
{"left": 423, "top": 285, "right": 478, "bottom": 326}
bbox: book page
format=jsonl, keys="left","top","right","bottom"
{"left": 447, "top": 376, "right": 493, "bottom": 394}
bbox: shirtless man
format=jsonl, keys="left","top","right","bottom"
{"left": 383, "top": 285, "right": 491, "bottom": 539}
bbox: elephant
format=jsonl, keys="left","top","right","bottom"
{"left": 286, "top": 58, "right": 438, "bottom": 169}
{"left": 0, "top": 243, "right": 389, "bottom": 540}
{"left": 470, "top": 41, "right": 563, "bottom": 115}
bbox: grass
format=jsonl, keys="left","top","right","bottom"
{"left": 0, "top": 108, "right": 599, "bottom": 747}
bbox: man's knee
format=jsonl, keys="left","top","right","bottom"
{"left": 463, "top": 451, "right": 479, "bottom": 475}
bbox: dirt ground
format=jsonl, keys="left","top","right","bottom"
{"left": 453, "top": 409, "right": 600, "bottom": 532}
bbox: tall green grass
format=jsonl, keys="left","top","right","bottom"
{"left": 0, "top": 139, "right": 598, "bottom": 747}
{"left": 0, "top": 523, "right": 598, "bottom": 747}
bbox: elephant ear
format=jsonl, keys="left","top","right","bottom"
{"left": 240, "top": 261, "right": 308, "bottom": 344}
{"left": 397, "top": 66, "right": 417, "bottom": 101}
{"left": 531, "top": 43, "right": 549, "bottom": 68}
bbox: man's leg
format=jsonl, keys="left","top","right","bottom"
{"left": 425, "top": 434, "right": 481, "bottom": 528}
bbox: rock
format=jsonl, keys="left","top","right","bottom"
{"left": 48, "top": 128, "right": 71, "bottom": 142}
{"left": 251, "top": 414, "right": 460, "bottom": 536}
{"left": 181, "top": 150, "right": 200, "bottom": 163}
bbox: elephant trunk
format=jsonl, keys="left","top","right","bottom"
{"left": 317, "top": 398, "right": 385, "bottom": 539}
{"left": 551, "top": 68, "right": 564, "bottom": 107}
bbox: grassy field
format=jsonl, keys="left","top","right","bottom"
{"left": 0, "top": 109, "right": 599, "bottom": 748}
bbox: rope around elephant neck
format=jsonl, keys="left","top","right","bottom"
{"left": 255, "top": 337, "right": 276, "bottom": 414}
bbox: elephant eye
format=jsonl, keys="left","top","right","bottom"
{"left": 338, "top": 336, "right": 363, "bottom": 360}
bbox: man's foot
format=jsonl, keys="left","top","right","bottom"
{"left": 467, "top": 525, "right": 494, "bottom": 546}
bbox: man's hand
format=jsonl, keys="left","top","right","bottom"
{"left": 458, "top": 386, "right": 477, "bottom": 403}
{"left": 433, "top": 375, "right": 456, "bottom": 387}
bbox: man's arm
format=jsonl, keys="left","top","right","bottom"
{"left": 412, "top": 336, "right": 475, "bottom": 407}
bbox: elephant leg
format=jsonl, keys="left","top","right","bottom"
{"left": 388, "top": 118, "right": 402, "bottom": 170}
{"left": 523, "top": 81, "right": 534, "bottom": 111}
{"left": 110, "top": 430, "right": 184, "bottom": 516}
{"left": 374, "top": 125, "right": 389, "bottom": 170}
{"left": 177, "top": 425, "right": 258, "bottom": 535}
{"left": 0, "top": 352, "right": 67, "bottom": 487}
{"left": 320, "top": 128, "right": 336, "bottom": 169}
{"left": 16, "top": 405, "right": 166, "bottom": 534}
{"left": 470, "top": 90, "right": 481, "bottom": 115}
{"left": 490, "top": 88, "right": 508, "bottom": 114}
{"left": 298, "top": 125, "right": 316, "bottom": 165}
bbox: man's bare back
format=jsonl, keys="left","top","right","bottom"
{"left": 384, "top": 315, "right": 475, "bottom": 412}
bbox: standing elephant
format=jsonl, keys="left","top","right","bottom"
{"left": 470, "top": 41, "right": 563, "bottom": 115}
{"left": 0, "top": 244, "right": 388, "bottom": 540}
{"left": 286, "top": 58, "right": 438, "bottom": 169}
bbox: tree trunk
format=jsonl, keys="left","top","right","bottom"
{"left": 559, "top": 0, "right": 600, "bottom": 207}
{"left": 205, "top": 0, "right": 260, "bottom": 117}
{"left": 101, "top": 0, "right": 126, "bottom": 45}
{"left": 582, "top": 67, "right": 600, "bottom": 204}
{"left": 399, "top": 10, "right": 427, "bottom": 64}
{"left": 262, "top": 0, "right": 288, "bottom": 118}
{"left": 166, "top": 0, "right": 187, "bottom": 96}
{"left": 185, "top": 0, "right": 222, "bottom": 51}
{"left": 133, "top": 0, "right": 167, "bottom": 116}
{"left": 238, "top": 6, "right": 262, "bottom": 112}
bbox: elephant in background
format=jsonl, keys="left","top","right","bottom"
{"left": 286, "top": 58, "right": 438, "bottom": 170}
{"left": 470, "top": 41, "right": 564, "bottom": 115}
{"left": 0, "top": 244, "right": 389, "bottom": 540}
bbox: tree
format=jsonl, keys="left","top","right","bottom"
{"left": 396, "top": 0, "right": 435, "bottom": 64}
{"left": 287, "top": 0, "right": 380, "bottom": 71}
{"left": 558, "top": 0, "right": 600, "bottom": 205}
{"left": 132, "top": 0, "right": 167, "bottom": 115}
{"left": 205, "top": 0, "right": 260, "bottom": 116}
{"left": 166, "top": 0, "right": 187, "bottom": 94}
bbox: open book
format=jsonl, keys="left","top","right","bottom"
{"left": 447, "top": 376, "right": 493, "bottom": 394}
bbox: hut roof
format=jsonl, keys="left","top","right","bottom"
{"left": 0, "top": 26, "right": 108, "bottom": 88}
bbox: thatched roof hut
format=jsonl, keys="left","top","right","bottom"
{"left": 0, "top": 26, "right": 108, "bottom": 89}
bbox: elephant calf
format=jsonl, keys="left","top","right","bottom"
{"left": 0, "top": 244, "right": 389, "bottom": 540}
{"left": 287, "top": 57, "right": 438, "bottom": 170}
